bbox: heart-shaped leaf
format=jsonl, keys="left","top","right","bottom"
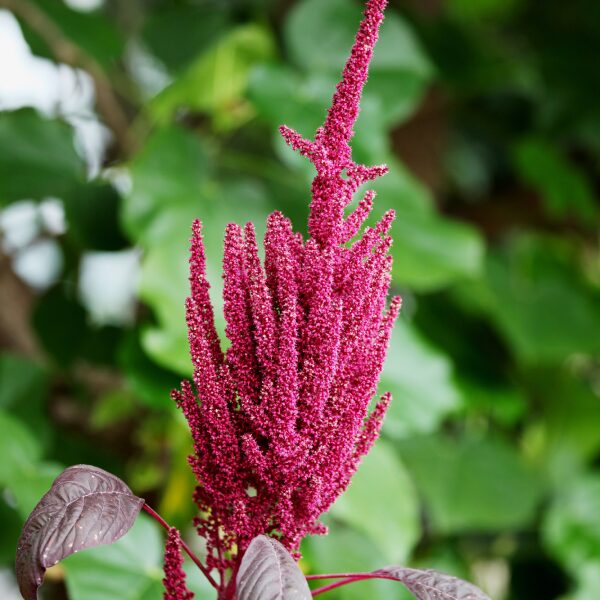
{"left": 237, "top": 535, "right": 312, "bottom": 600}
{"left": 377, "top": 566, "right": 491, "bottom": 600}
{"left": 15, "top": 464, "right": 144, "bottom": 600}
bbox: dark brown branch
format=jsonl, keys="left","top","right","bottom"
{"left": 0, "top": 251, "right": 40, "bottom": 357}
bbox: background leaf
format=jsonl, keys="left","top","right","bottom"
{"left": 0, "top": 109, "right": 83, "bottom": 204}
{"left": 302, "top": 525, "right": 413, "bottom": 600}
{"left": 0, "top": 410, "right": 41, "bottom": 487}
{"left": 150, "top": 25, "right": 274, "bottom": 129}
{"left": 380, "top": 321, "right": 462, "bottom": 437}
{"left": 543, "top": 474, "right": 600, "bottom": 573}
{"left": 399, "top": 434, "right": 544, "bottom": 534}
{"left": 477, "top": 235, "right": 600, "bottom": 364}
{"left": 331, "top": 440, "right": 420, "bottom": 563}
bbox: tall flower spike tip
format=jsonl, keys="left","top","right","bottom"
{"left": 189, "top": 220, "right": 222, "bottom": 367}
{"left": 163, "top": 528, "right": 194, "bottom": 600}
{"left": 280, "top": 0, "right": 389, "bottom": 247}
{"left": 321, "top": 0, "right": 388, "bottom": 163}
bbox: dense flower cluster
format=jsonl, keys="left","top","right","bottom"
{"left": 173, "top": 0, "right": 398, "bottom": 575}
{"left": 163, "top": 527, "right": 194, "bottom": 600}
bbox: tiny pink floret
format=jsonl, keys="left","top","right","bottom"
{"left": 173, "top": 0, "right": 399, "bottom": 573}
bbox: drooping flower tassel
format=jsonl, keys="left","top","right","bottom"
{"left": 163, "top": 528, "right": 194, "bottom": 600}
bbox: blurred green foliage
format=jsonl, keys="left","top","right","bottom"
{"left": 0, "top": 0, "right": 599, "bottom": 598}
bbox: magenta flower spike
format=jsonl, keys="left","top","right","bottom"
{"left": 173, "top": 0, "right": 400, "bottom": 583}
{"left": 163, "top": 528, "right": 195, "bottom": 600}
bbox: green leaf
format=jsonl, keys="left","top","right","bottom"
{"left": 480, "top": 235, "right": 600, "bottom": 364}
{"left": 0, "top": 410, "right": 41, "bottom": 487}
{"left": 32, "top": 285, "right": 89, "bottom": 368}
{"left": 252, "top": 65, "right": 401, "bottom": 162}
{"left": 331, "top": 440, "right": 420, "bottom": 563}
{"left": 380, "top": 321, "right": 462, "bottom": 438}
{"left": 526, "top": 372, "right": 600, "bottom": 479}
{"left": 8, "top": 462, "right": 63, "bottom": 519}
{"left": 370, "top": 159, "right": 434, "bottom": 216}
{"left": 137, "top": 237, "right": 196, "bottom": 376}
{"left": 0, "top": 497, "right": 24, "bottom": 564}
{"left": 0, "top": 354, "right": 45, "bottom": 411}
{"left": 543, "top": 474, "right": 600, "bottom": 573}
{"left": 285, "top": 0, "right": 362, "bottom": 72}
{"left": 458, "top": 378, "right": 527, "bottom": 427}
{"left": 142, "top": 4, "right": 231, "bottom": 73}
{"left": 121, "top": 127, "right": 212, "bottom": 243}
{"left": 118, "top": 332, "right": 181, "bottom": 410}
{"left": 0, "top": 353, "right": 50, "bottom": 447}
{"left": 150, "top": 25, "right": 274, "bottom": 130}
{"left": 446, "top": 0, "right": 522, "bottom": 22}
{"left": 399, "top": 434, "right": 544, "bottom": 534}
{"left": 63, "top": 514, "right": 164, "bottom": 600}
{"left": 391, "top": 210, "right": 485, "bottom": 291}
{"left": 559, "top": 563, "right": 600, "bottom": 600}
{"left": 302, "top": 523, "right": 413, "bottom": 600}
{"left": 63, "top": 182, "right": 129, "bottom": 251}
{"left": 514, "top": 139, "right": 597, "bottom": 226}
{"left": 0, "top": 109, "right": 83, "bottom": 204}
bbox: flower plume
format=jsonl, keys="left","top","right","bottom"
{"left": 173, "top": 0, "right": 399, "bottom": 575}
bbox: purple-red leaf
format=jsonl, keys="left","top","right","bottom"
{"left": 236, "top": 535, "right": 312, "bottom": 600}
{"left": 15, "top": 464, "right": 144, "bottom": 600}
{"left": 377, "top": 566, "right": 491, "bottom": 600}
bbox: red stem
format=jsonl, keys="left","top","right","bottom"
{"left": 223, "top": 552, "right": 242, "bottom": 600}
{"left": 311, "top": 577, "right": 368, "bottom": 596}
{"left": 142, "top": 503, "right": 218, "bottom": 590}
{"left": 309, "top": 572, "right": 399, "bottom": 596}
{"left": 306, "top": 572, "right": 372, "bottom": 580}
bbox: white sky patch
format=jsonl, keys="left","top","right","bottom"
{"left": 64, "top": 0, "right": 105, "bottom": 12}
{"left": 79, "top": 249, "right": 141, "bottom": 326}
{"left": 13, "top": 238, "right": 64, "bottom": 290}
{"left": 0, "top": 201, "right": 40, "bottom": 253}
{"left": 0, "top": 569, "right": 20, "bottom": 600}
{"left": 0, "top": 9, "right": 110, "bottom": 175}
{"left": 0, "top": 11, "right": 62, "bottom": 115}
{"left": 0, "top": 200, "right": 67, "bottom": 290}
{"left": 39, "top": 198, "right": 67, "bottom": 235}
{"left": 0, "top": 10, "right": 121, "bottom": 302}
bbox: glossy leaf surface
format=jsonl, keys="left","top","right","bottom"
{"left": 16, "top": 465, "right": 144, "bottom": 600}
{"left": 378, "top": 566, "right": 491, "bottom": 600}
{"left": 237, "top": 535, "right": 312, "bottom": 600}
